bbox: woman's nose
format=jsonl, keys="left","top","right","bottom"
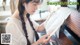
{"left": 35, "top": 6, "right": 37, "bottom": 10}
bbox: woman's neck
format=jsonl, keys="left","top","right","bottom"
{"left": 11, "top": 9, "right": 28, "bottom": 20}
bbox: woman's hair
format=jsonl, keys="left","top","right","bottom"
{"left": 18, "top": 0, "right": 40, "bottom": 45}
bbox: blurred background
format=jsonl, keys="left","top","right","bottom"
{"left": 0, "top": 0, "right": 80, "bottom": 45}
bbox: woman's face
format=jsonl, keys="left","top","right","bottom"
{"left": 24, "top": 1, "right": 39, "bottom": 15}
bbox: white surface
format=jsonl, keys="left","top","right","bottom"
{"left": 0, "top": 11, "right": 11, "bottom": 16}
{"left": 0, "top": 0, "right": 10, "bottom": 6}
{"left": 44, "top": 7, "right": 72, "bottom": 37}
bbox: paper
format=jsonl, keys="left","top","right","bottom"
{"left": 44, "top": 7, "right": 72, "bottom": 37}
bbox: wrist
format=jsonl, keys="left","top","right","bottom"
{"left": 37, "top": 40, "right": 45, "bottom": 45}
{"left": 36, "top": 40, "right": 41, "bottom": 45}
{"left": 32, "top": 41, "right": 40, "bottom": 45}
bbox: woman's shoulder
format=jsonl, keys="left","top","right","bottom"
{"left": 6, "top": 17, "right": 21, "bottom": 28}
{"left": 5, "top": 17, "right": 22, "bottom": 32}
{"left": 6, "top": 16, "right": 21, "bottom": 23}
{"left": 6, "top": 17, "right": 16, "bottom": 27}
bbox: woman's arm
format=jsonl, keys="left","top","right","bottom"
{"left": 31, "top": 19, "right": 46, "bottom": 32}
{"left": 36, "top": 12, "right": 52, "bottom": 32}
{"left": 36, "top": 22, "right": 45, "bottom": 32}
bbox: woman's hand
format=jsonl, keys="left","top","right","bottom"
{"left": 37, "top": 34, "right": 51, "bottom": 45}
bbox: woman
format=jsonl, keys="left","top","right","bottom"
{"left": 6, "top": 0, "right": 51, "bottom": 45}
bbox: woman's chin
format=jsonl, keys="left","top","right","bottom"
{"left": 29, "top": 12, "right": 35, "bottom": 15}
{"left": 29, "top": 13, "right": 33, "bottom": 15}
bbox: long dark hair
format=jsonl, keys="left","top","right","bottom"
{"left": 18, "top": 0, "right": 40, "bottom": 45}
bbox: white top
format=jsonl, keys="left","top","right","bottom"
{"left": 44, "top": 7, "right": 72, "bottom": 37}
{"left": 5, "top": 17, "right": 39, "bottom": 45}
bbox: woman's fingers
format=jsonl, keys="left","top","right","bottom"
{"left": 43, "top": 34, "right": 51, "bottom": 40}
{"left": 38, "top": 34, "right": 51, "bottom": 44}
{"left": 43, "top": 34, "right": 49, "bottom": 38}
{"left": 43, "top": 35, "right": 51, "bottom": 44}
{"left": 46, "top": 36, "right": 51, "bottom": 42}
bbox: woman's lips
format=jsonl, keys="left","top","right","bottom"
{"left": 33, "top": 11, "right": 35, "bottom": 12}
{"left": 33, "top": 11, "right": 35, "bottom": 13}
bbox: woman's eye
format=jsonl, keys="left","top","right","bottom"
{"left": 33, "top": 3, "right": 37, "bottom": 6}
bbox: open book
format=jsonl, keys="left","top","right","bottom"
{"left": 44, "top": 7, "right": 72, "bottom": 37}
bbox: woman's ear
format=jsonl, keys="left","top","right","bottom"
{"left": 23, "top": 3, "right": 28, "bottom": 8}
{"left": 23, "top": 3, "right": 26, "bottom": 7}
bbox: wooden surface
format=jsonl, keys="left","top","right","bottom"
{"left": 66, "top": 13, "right": 80, "bottom": 37}
{"left": 59, "top": 32, "right": 73, "bottom": 45}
